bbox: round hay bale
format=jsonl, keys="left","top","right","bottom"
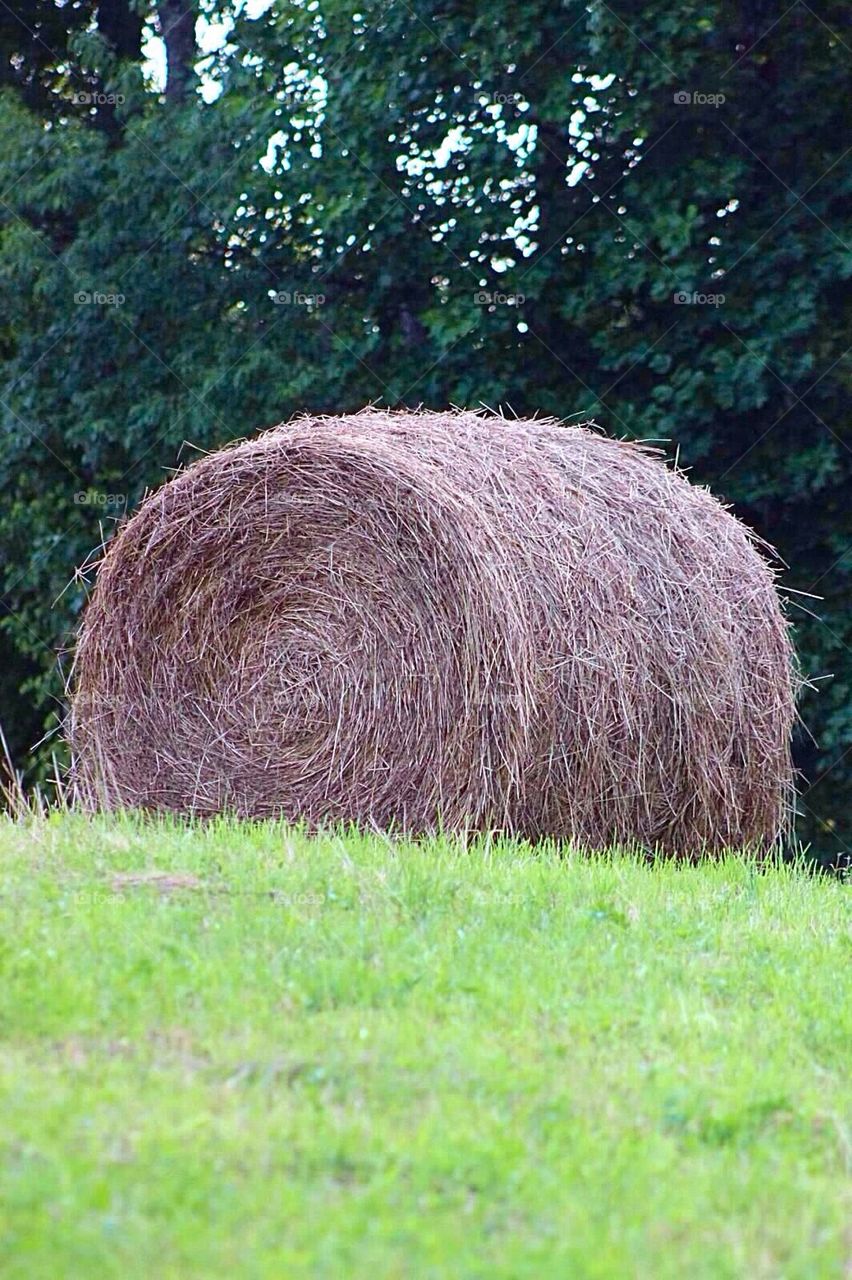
{"left": 69, "top": 408, "right": 796, "bottom": 853}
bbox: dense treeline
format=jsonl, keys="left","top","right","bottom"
{"left": 1, "top": 0, "right": 850, "bottom": 854}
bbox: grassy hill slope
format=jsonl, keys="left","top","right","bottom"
{"left": 0, "top": 816, "right": 849, "bottom": 1278}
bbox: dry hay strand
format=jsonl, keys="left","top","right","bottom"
{"left": 69, "top": 408, "right": 797, "bottom": 855}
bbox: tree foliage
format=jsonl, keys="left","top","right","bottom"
{"left": 1, "top": 0, "right": 850, "bottom": 853}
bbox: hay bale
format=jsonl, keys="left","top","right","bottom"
{"left": 69, "top": 408, "right": 796, "bottom": 853}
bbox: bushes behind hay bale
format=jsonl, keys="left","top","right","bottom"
{"left": 69, "top": 408, "right": 796, "bottom": 853}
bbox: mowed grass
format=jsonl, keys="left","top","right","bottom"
{"left": 0, "top": 816, "right": 849, "bottom": 1279}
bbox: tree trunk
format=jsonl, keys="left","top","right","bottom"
{"left": 157, "top": 0, "right": 197, "bottom": 103}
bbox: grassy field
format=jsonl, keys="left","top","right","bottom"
{"left": 0, "top": 815, "right": 849, "bottom": 1278}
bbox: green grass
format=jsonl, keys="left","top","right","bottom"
{"left": 0, "top": 815, "right": 849, "bottom": 1279}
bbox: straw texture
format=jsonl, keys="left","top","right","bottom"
{"left": 69, "top": 408, "right": 796, "bottom": 853}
